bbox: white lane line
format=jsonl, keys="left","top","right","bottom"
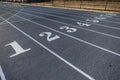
{"left": 3, "top": 18, "right": 95, "bottom": 80}
{"left": 23, "top": 8, "right": 120, "bottom": 24}
{"left": 102, "top": 19, "right": 120, "bottom": 24}
{"left": 0, "top": 65, "right": 6, "bottom": 80}
{"left": 96, "top": 23, "right": 120, "bottom": 31}
{"left": 21, "top": 11, "right": 120, "bottom": 40}
{"left": 14, "top": 14, "right": 120, "bottom": 57}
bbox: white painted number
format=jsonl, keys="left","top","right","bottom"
{"left": 5, "top": 41, "right": 31, "bottom": 58}
{"left": 60, "top": 26, "right": 77, "bottom": 33}
{"left": 77, "top": 22, "right": 91, "bottom": 27}
{"left": 39, "top": 32, "right": 60, "bottom": 42}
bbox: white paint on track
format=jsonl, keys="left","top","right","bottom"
{"left": 2, "top": 17, "right": 96, "bottom": 80}
{"left": 0, "top": 65, "right": 6, "bottom": 80}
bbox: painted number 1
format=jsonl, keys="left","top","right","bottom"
{"left": 5, "top": 41, "right": 31, "bottom": 58}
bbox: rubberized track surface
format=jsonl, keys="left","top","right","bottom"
{"left": 0, "top": 2, "right": 120, "bottom": 80}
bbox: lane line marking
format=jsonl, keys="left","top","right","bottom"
{"left": 13, "top": 14, "right": 120, "bottom": 57}
{"left": 2, "top": 17, "right": 95, "bottom": 80}
{"left": 0, "top": 65, "right": 6, "bottom": 80}
{"left": 21, "top": 11, "right": 120, "bottom": 40}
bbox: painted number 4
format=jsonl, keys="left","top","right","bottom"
{"left": 5, "top": 41, "right": 31, "bottom": 58}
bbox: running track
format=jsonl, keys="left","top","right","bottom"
{"left": 0, "top": 2, "right": 120, "bottom": 80}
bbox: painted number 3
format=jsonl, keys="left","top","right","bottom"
{"left": 39, "top": 32, "right": 60, "bottom": 42}
{"left": 60, "top": 26, "right": 77, "bottom": 33}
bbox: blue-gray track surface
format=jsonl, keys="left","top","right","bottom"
{"left": 0, "top": 2, "right": 120, "bottom": 80}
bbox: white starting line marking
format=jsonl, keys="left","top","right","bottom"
{"left": 0, "top": 65, "right": 6, "bottom": 80}
{"left": 2, "top": 16, "right": 95, "bottom": 80}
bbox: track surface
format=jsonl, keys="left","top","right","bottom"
{"left": 0, "top": 3, "right": 120, "bottom": 80}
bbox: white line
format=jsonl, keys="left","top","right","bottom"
{"left": 103, "top": 19, "right": 120, "bottom": 24}
{"left": 96, "top": 23, "right": 120, "bottom": 31}
{"left": 13, "top": 14, "right": 120, "bottom": 57}
{"left": 0, "top": 65, "right": 6, "bottom": 80}
{"left": 21, "top": 11, "right": 120, "bottom": 40}
{"left": 3, "top": 18, "right": 95, "bottom": 80}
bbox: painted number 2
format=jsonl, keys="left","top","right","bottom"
{"left": 5, "top": 41, "right": 31, "bottom": 58}
{"left": 60, "top": 26, "right": 77, "bottom": 33}
{"left": 39, "top": 32, "right": 60, "bottom": 42}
